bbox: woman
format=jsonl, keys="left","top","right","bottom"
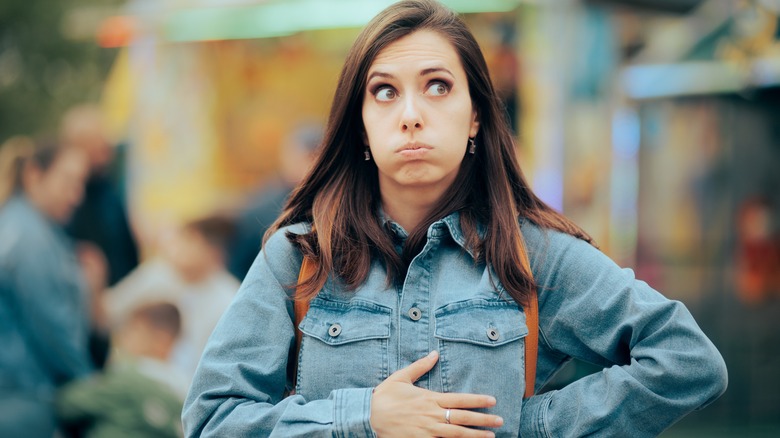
{"left": 183, "top": 1, "right": 727, "bottom": 436}
{"left": 0, "top": 136, "right": 93, "bottom": 436}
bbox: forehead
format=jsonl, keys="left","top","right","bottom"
{"left": 368, "top": 29, "right": 464, "bottom": 75}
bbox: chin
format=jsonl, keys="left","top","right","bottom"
{"left": 396, "top": 172, "right": 449, "bottom": 188}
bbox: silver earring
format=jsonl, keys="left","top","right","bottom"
{"left": 468, "top": 137, "right": 476, "bottom": 154}
{"left": 364, "top": 146, "right": 371, "bottom": 161}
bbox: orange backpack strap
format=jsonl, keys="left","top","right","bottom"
{"left": 291, "top": 256, "right": 315, "bottom": 391}
{"left": 520, "top": 241, "right": 539, "bottom": 399}
{"left": 524, "top": 289, "right": 539, "bottom": 399}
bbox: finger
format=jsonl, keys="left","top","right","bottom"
{"left": 435, "top": 393, "right": 497, "bottom": 409}
{"left": 447, "top": 409, "right": 504, "bottom": 429}
{"left": 435, "top": 424, "right": 496, "bottom": 438}
{"left": 387, "top": 350, "right": 439, "bottom": 383}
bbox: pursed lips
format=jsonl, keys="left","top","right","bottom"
{"left": 396, "top": 142, "right": 433, "bottom": 153}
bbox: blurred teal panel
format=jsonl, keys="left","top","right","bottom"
{"left": 164, "top": 0, "right": 523, "bottom": 42}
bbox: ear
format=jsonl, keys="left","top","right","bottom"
{"left": 469, "top": 109, "right": 480, "bottom": 138}
{"left": 361, "top": 130, "right": 369, "bottom": 146}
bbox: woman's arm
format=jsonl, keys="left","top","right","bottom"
{"left": 519, "top": 225, "right": 728, "bottom": 437}
{"left": 182, "top": 226, "right": 376, "bottom": 437}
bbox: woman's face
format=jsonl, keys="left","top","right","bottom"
{"left": 163, "top": 226, "right": 222, "bottom": 284}
{"left": 362, "top": 30, "right": 479, "bottom": 199}
{"left": 25, "top": 148, "right": 88, "bottom": 224}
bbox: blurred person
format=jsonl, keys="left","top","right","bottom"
{"left": 57, "top": 301, "right": 185, "bottom": 438}
{"left": 183, "top": 1, "right": 727, "bottom": 437}
{"left": 0, "top": 136, "right": 92, "bottom": 437}
{"left": 228, "top": 123, "right": 322, "bottom": 280}
{"left": 60, "top": 104, "right": 139, "bottom": 287}
{"left": 735, "top": 198, "right": 780, "bottom": 304}
{"left": 105, "top": 215, "right": 239, "bottom": 381}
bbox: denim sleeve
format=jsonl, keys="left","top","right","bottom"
{"left": 519, "top": 225, "right": 728, "bottom": 437}
{"left": 182, "top": 226, "right": 376, "bottom": 437}
{"left": 12, "top": 234, "right": 93, "bottom": 384}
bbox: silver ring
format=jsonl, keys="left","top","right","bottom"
{"left": 444, "top": 408, "right": 451, "bottom": 424}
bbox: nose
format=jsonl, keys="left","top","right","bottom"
{"left": 400, "top": 95, "right": 423, "bottom": 132}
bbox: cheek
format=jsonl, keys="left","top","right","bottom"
{"left": 361, "top": 109, "right": 381, "bottom": 140}
{"left": 444, "top": 101, "right": 475, "bottom": 128}
{"left": 55, "top": 178, "right": 80, "bottom": 204}
{"left": 39, "top": 175, "right": 64, "bottom": 204}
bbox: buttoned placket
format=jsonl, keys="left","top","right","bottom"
{"left": 395, "top": 222, "right": 451, "bottom": 391}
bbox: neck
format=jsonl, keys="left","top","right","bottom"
{"left": 380, "top": 184, "right": 446, "bottom": 233}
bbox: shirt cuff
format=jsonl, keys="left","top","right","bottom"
{"left": 332, "top": 387, "right": 376, "bottom": 438}
{"left": 520, "top": 391, "right": 555, "bottom": 438}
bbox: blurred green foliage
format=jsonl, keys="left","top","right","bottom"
{"left": 0, "top": 0, "right": 120, "bottom": 144}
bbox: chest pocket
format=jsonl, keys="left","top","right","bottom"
{"left": 297, "top": 297, "right": 392, "bottom": 399}
{"left": 434, "top": 299, "right": 527, "bottom": 402}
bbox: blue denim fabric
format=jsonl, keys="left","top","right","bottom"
{"left": 0, "top": 196, "right": 93, "bottom": 437}
{"left": 183, "top": 213, "right": 727, "bottom": 437}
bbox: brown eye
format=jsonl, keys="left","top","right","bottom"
{"left": 376, "top": 87, "right": 397, "bottom": 101}
{"left": 426, "top": 82, "right": 449, "bottom": 96}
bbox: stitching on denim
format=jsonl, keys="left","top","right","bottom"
{"left": 333, "top": 390, "right": 343, "bottom": 438}
{"left": 537, "top": 323, "right": 555, "bottom": 352}
{"left": 439, "top": 339, "right": 450, "bottom": 392}
{"left": 363, "top": 389, "right": 374, "bottom": 437}
{"left": 296, "top": 336, "right": 305, "bottom": 392}
{"left": 541, "top": 392, "right": 554, "bottom": 438}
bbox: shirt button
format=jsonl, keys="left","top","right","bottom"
{"left": 487, "top": 327, "right": 500, "bottom": 341}
{"left": 328, "top": 323, "right": 342, "bottom": 337}
{"left": 408, "top": 307, "right": 422, "bottom": 321}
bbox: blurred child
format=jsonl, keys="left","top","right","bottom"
{"left": 104, "top": 215, "right": 239, "bottom": 381}
{"left": 57, "top": 301, "right": 186, "bottom": 438}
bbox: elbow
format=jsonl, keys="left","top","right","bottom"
{"left": 699, "top": 348, "right": 728, "bottom": 408}
{"left": 658, "top": 338, "right": 729, "bottom": 412}
{"left": 681, "top": 342, "right": 728, "bottom": 411}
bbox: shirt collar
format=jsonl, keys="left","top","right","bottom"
{"left": 378, "top": 208, "right": 474, "bottom": 253}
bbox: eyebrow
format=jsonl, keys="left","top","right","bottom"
{"left": 366, "top": 67, "right": 455, "bottom": 82}
{"left": 367, "top": 71, "right": 394, "bottom": 82}
{"left": 419, "top": 67, "right": 454, "bottom": 78}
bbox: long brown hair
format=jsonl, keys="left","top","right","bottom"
{"left": 268, "top": 0, "right": 593, "bottom": 305}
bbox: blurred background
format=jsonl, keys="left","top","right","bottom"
{"left": 1, "top": 0, "right": 779, "bottom": 436}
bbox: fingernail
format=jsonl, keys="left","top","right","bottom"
{"left": 487, "top": 396, "right": 497, "bottom": 405}
{"left": 427, "top": 350, "right": 438, "bottom": 358}
{"left": 495, "top": 416, "right": 504, "bottom": 426}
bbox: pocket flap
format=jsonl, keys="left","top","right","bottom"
{"left": 434, "top": 299, "right": 528, "bottom": 347}
{"left": 300, "top": 298, "right": 392, "bottom": 346}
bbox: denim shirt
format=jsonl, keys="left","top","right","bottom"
{"left": 183, "top": 213, "right": 727, "bottom": 437}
